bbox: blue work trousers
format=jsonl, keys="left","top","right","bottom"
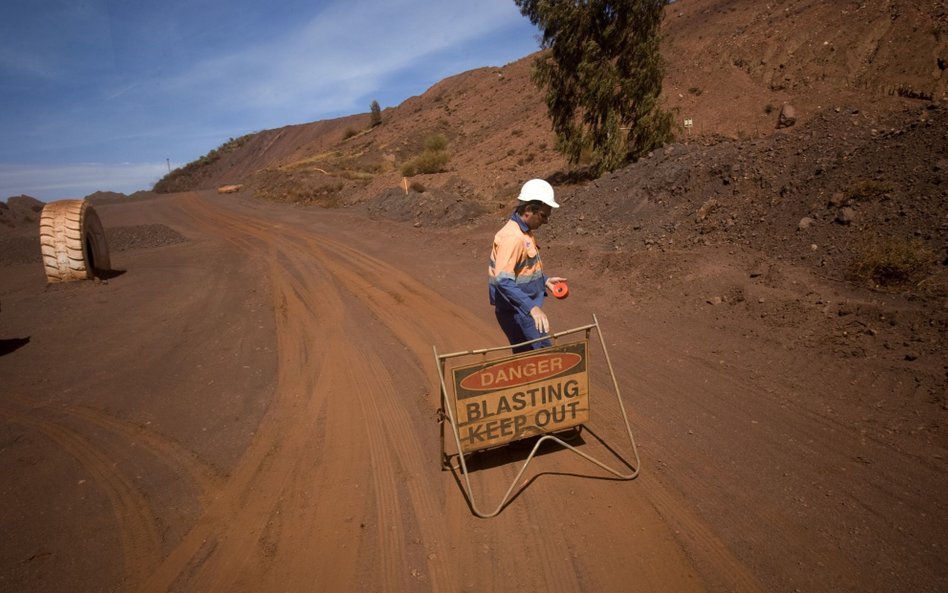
{"left": 495, "top": 307, "right": 552, "bottom": 353}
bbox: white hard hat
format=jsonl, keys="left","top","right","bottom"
{"left": 517, "top": 178, "right": 559, "bottom": 208}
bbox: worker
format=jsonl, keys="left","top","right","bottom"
{"left": 488, "top": 178, "right": 566, "bottom": 353}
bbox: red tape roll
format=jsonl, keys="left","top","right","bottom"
{"left": 551, "top": 281, "right": 569, "bottom": 299}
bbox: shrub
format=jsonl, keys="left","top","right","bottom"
{"left": 423, "top": 133, "right": 447, "bottom": 152}
{"left": 845, "top": 179, "right": 895, "bottom": 201}
{"left": 401, "top": 151, "right": 449, "bottom": 176}
{"left": 850, "top": 237, "right": 933, "bottom": 287}
{"left": 896, "top": 86, "right": 933, "bottom": 101}
{"left": 401, "top": 133, "right": 450, "bottom": 176}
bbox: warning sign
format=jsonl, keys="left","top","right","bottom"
{"left": 451, "top": 342, "right": 589, "bottom": 453}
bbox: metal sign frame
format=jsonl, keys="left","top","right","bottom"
{"left": 433, "top": 314, "right": 641, "bottom": 518}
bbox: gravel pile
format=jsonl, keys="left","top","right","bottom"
{"left": 106, "top": 224, "right": 188, "bottom": 252}
{"left": 0, "top": 224, "right": 187, "bottom": 267}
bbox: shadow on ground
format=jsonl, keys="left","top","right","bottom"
{"left": 0, "top": 337, "right": 30, "bottom": 356}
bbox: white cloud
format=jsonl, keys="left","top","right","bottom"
{"left": 164, "top": 0, "right": 530, "bottom": 115}
{"left": 0, "top": 162, "right": 167, "bottom": 202}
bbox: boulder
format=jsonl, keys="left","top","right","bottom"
{"left": 835, "top": 207, "right": 856, "bottom": 224}
{"left": 777, "top": 104, "right": 797, "bottom": 129}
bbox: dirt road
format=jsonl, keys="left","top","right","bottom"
{"left": 1, "top": 192, "right": 944, "bottom": 593}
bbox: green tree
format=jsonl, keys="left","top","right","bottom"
{"left": 514, "top": 0, "right": 673, "bottom": 175}
{"left": 370, "top": 100, "right": 382, "bottom": 127}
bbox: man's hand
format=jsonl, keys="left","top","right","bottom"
{"left": 529, "top": 306, "right": 549, "bottom": 334}
{"left": 545, "top": 277, "right": 567, "bottom": 291}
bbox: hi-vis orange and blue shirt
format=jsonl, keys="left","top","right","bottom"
{"left": 489, "top": 213, "right": 548, "bottom": 316}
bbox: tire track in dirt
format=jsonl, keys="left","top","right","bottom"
{"left": 273, "top": 207, "right": 702, "bottom": 592}
{"left": 253, "top": 195, "right": 699, "bottom": 590}
{"left": 334, "top": 322, "right": 455, "bottom": 590}
{"left": 0, "top": 400, "right": 163, "bottom": 588}
{"left": 138, "top": 192, "right": 760, "bottom": 593}
{"left": 300, "top": 235, "right": 727, "bottom": 591}
{"left": 188, "top": 195, "right": 453, "bottom": 590}
{"left": 135, "top": 245, "right": 339, "bottom": 589}
{"left": 4, "top": 392, "right": 224, "bottom": 509}
{"left": 346, "top": 352, "right": 413, "bottom": 591}
{"left": 267, "top": 250, "right": 416, "bottom": 590}
{"left": 135, "top": 194, "right": 426, "bottom": 591}
{"left": 68, "top": 404, "right": 224, "bottom": 504}
{"left": 283, "top": 214, "right": 590, "bottom": 590}
{"left": 169, "top": 194, "right": 565, "bottom": 589}
{"left": 253, "top": 326, "right": 370, "bottom": 592}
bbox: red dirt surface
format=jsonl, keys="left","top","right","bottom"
{"left": 2, "top": 187, "right": 944, "bottom": 593}
{"left": 1, "top": 1, "right": 946, "bottom": 592}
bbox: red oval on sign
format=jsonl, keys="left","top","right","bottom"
{"left": 460, "top": 352, "right": 582, "bottom": 391}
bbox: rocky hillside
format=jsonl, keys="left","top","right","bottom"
{"left": 151, "top": 0, "right": 945, "bottom": 205}
{"left": 661, "top": 0, "right": 947, "bottom": 131}
{"left": 154, "top": 55, "right": 561, "bottom": 207}
{"left": 0, "top": 195, "right": 45, "bottom": 232}
{"left": 11, "top": 0, "right": 942, "bottom": 308}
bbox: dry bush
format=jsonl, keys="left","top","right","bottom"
{"left": 845, "top": 179, "right": 895, "bottom": 201}
{"left": 401, "top": 151, "right": 448, "bottom": 176}
{"left": 423, "top": 133, "right": 448, "bottom": 152}
{"left": 401, "top": 133, "right": 449, "bottom": 176}
{"left": 850, "top": 237, "right": 933, "bottom": 287}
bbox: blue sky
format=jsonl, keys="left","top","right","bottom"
{"left": 0, "top": 0, "right": 541, "bottom": 201}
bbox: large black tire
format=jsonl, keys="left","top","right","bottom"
{"left": 39, "top": 199, "right": 111, "bottom": 283}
